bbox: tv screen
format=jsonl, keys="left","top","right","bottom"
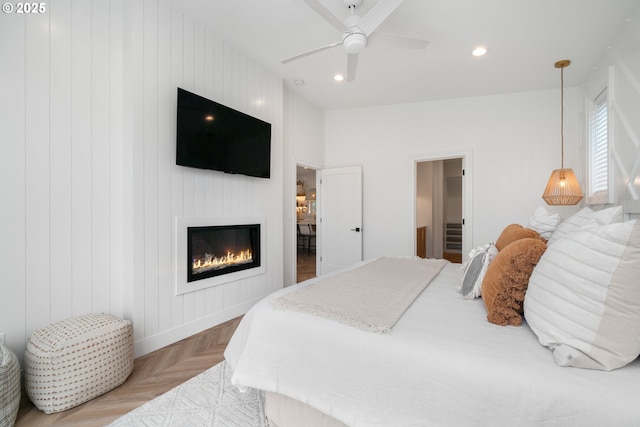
{"left": 176, "top": 87, "right": 271, "bottom": 178}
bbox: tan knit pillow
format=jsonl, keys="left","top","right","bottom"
{"left": 495, "top": 224, "right": 541, "bottom": 251}
{"left": 481, "top": 238, "right": 546, "bottom": 326}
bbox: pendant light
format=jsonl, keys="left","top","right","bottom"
{"left": 542, "top": 60, "right": 584, "bottom": 205}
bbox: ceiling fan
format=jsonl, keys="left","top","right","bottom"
{"left": 281, "top": 0, "right": 429, "bottom": 82}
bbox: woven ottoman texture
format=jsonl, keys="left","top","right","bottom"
{"left": 24, "top": 313, "right": 133, "bottom": 414}
{"left": 0, "top": 344, "right": 21, "bottom": 427}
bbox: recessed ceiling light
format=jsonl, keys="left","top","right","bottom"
{"left": 471, "top": 46, "right": 488, "bottom": 57}
{"left": 333, "top": 74, "right": 345, "bottom": 82}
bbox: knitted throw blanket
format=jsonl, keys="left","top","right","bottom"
{"left": 273, "top": 257, "right": 448, "bottom": 333}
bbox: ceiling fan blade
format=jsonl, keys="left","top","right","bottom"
{"left": 303, "top": 0, "right": 346, "bottom": 33}
{"left": 358, "top": 0, "right": 405, "bottom": 37}
{"left": 367, "top": 32, "right": 429, "bottom": 50}
{"left": 281, "top": 41, "right": 343, "bottom": 64}
{"left": 346, "top": 53, "right": 359, "bottom": 82}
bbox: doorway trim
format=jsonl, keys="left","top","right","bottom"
{"left": 411, "top": 148, "right": 473, "bottom": 262}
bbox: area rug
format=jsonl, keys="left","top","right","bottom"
{"left": 107, "top": 361, "right": 268, "bottom": 427}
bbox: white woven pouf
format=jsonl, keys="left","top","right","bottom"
{"left": 0, "top": 344, "right": 21, "bottom": 427}
{"left": 24, "top": 313, "right": 133, "bottom": 414}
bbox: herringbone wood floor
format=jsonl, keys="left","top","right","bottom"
{"left": 15, "top": 316, "right": 242, "bottom": 427}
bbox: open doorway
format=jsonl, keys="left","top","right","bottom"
{"left": 416, "top": 158, "right": 464, "bottom": 263}
{"left": 296, "top": 165, "right": 317, "bottom": 282}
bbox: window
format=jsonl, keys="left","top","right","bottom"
{"left": 587, "top": 87, "right": 612, "bottom": 204}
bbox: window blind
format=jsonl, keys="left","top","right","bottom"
{"left": 589, "top": 89, "right": 608, "bottom": 196}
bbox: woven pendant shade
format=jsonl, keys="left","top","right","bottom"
{"left": 542, "top": 168, "right": 583, "bottom": 205}
{"left": 542, "top": 60, "right": 584, "bottom": 206}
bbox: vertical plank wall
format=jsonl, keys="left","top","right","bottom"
{"left": 125, "top": 0, "right": 284, "bottom": 356}
{"left": 0, "top": 0, "right": 284, "bottom": 359}
{"left": 1, "top": 0, "right": 127, "bottom": 359}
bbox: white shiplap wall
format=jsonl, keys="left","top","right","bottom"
{"left": 0, "top": 0, "right": 283, "bottom": 359}
{"left": 583, "top": 6, "right": 640, "bottom": 204}
{"left": 1, "top": 0, "right": 127, "bottom": 359}
{"left": 125, "top": 0, "right": 284, "bottom": 356}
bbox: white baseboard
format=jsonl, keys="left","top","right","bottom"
{"left": 132, "top": 298, "right": 261, "bottom": 358}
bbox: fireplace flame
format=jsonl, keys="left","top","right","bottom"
{"left": 192, "top": 249, "right": 253, "bottom": 275}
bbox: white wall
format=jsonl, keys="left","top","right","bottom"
{"left": 283, "top": 88, "right": 325, "bottom": 287}
{"left": 444, "top": 159, "right": 463, "bottom": 224}
{"left": 583, "top": 6, "right": 640, "bottom": 205}
{"left": 1, "top": 0, "right": 284, "bottom": 359}
{"left": 415, "top": 162, "right": 433, "bottom": 230}
{"left": 325, "top": 89, "right": 584, "bottom": 260}
{"left": 415, "top": 161, "right": 434, "bottom": 257}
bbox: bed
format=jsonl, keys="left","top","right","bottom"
{"left": 224, "top": 202, "right": 640, "bottom": 427}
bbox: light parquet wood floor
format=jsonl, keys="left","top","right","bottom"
{"left": 297, "top": 249, "right": 316, "bottom": 283}
{"left": 15, "top": 316, "right": 242, "bottom": 427}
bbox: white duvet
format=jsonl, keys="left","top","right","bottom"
{"left": 224, "top": 260, "right": 640, "bottom": 427}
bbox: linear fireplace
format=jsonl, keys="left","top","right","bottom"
{"left": 176, "top": 216, "right": 266, "bottom": 295}
{"left": 188, "top": 224, "right": 260, "bottom": 282}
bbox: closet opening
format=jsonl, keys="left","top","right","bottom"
{"left": 415, "top": 157, "right": 464, "bottom": 263}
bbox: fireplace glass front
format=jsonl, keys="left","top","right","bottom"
{"left": 187, "top": 224, "right": 260, "bottom": 283}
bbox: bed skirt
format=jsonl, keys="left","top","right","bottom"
{"left": 265, "top": 392, "right": 347, "bottom": 427}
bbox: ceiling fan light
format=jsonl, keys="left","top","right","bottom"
{"left": 343, "top": 32, "right": 367, "bottom": 54}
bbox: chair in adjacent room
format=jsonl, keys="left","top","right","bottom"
{"left": 299, "top": 224, "right": 316, "bottom": 253}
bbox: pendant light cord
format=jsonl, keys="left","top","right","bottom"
{"left": 560, "top": 65, "right": 564, "bottom": 170}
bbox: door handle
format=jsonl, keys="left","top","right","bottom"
{"left": 350, "top": 227, "right": 361, "bottom": 232}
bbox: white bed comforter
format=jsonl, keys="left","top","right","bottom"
{"left": 224, "top": 259, "right": 640, "bottom": 427}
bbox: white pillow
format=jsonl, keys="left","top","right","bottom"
{"left": 527, "top": 206, "right": 562, "bottom": 239}
{"left": 592, "top": 205, "right": 624, "bottom": 223}
{"left": 524, "top": 219, "right": 640, "bottom": 371}
{"left": 547, "top": 205, "right": 623, "bottom": 245}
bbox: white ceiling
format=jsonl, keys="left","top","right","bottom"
{"left": 175, "top": 0, "right": 640, "bottom": 110}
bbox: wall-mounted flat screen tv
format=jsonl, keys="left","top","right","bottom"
{"left": 176, "top": 87, "right": 271, "bottom": 179}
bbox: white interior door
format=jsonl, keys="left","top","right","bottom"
{"left": 318, "top": 166, "right": 363, "bottom": 275}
